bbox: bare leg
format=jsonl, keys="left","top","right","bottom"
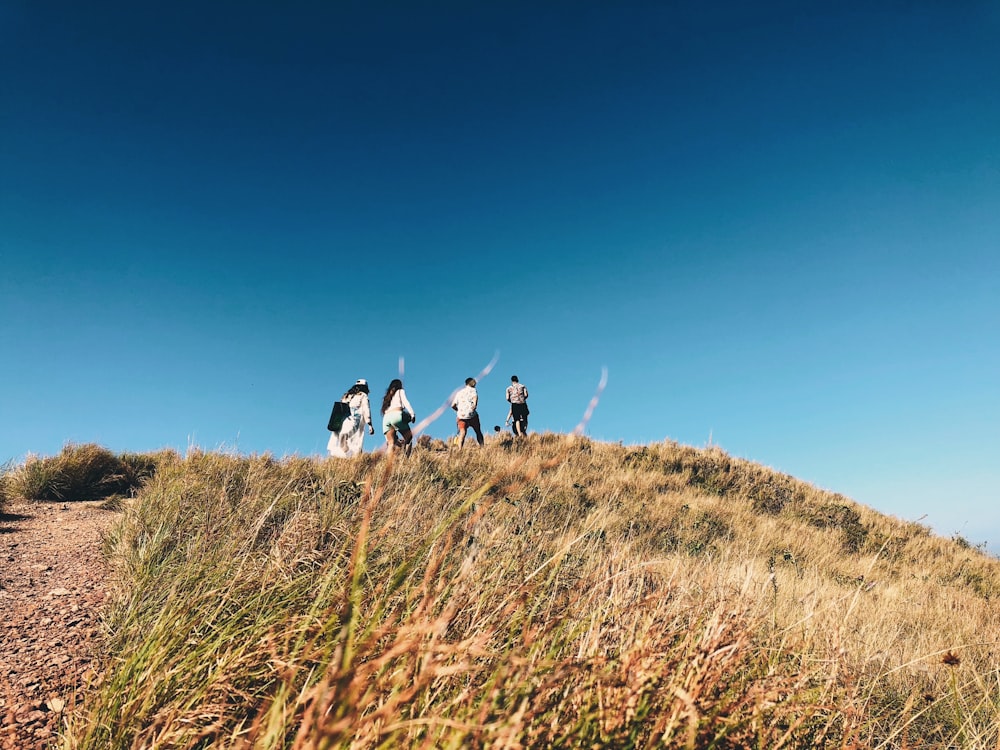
{"left": 399, "top": 426, "right": 413, "bottom": 456}
{"left": 519, "top": 414, "right": 529, "bottom": 437}
{"left": 457, "top": 425, "right": 468, "bottom": 449}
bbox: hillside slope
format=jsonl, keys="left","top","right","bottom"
{"left": 17, "top": 437, "right": 999, "bottom": 748}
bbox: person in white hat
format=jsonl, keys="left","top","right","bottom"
{"left": 327, "top": 379, "right": 375, "bottom": 458}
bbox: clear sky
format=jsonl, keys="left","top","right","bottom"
{"left": 2, "top": 2, "right": 998, "bottom": 549}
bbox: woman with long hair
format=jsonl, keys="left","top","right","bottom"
{"left": 381, "top": 378, "right": 416, "bottom": 455}
{"left": 327, "top": 379, "right": 375, "bottom": 458}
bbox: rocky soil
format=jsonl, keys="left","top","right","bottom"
{"left": 1, "top": 501, "right": 117, "bottom": 750}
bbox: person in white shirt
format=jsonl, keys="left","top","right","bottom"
{"left": 451, "top": 377, "right": 485, "bottom": 448}
{"left": 381, "top": 378, "right": 416, "bottom": 456}
{"left": 505, "top": 375, "right": 529, "bottom": 437}
{"left": 328, "top": 378, "right": 375, "bottom": 457}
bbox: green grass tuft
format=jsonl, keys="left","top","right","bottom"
{"left": 6, "top": 443, "right": 174, "bottom": 503}
{"left": 0, "top": 462, "right": 11, "bottom": 516}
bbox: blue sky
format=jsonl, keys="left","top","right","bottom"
{"left": 2, "top": 2, "right": 998, "bottom": 549}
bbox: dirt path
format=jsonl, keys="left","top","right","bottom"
{"left": 1, "top": 501, "right": 118, "bottom": 750}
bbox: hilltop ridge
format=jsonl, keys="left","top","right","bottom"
{"left": 3, "top": 437, "right": 999, "bottom": 748}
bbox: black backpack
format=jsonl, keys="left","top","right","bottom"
{"left": 327, "top": 401, "right": 352, "bottom": 431}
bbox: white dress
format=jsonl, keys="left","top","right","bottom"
{"left": 327, "top": 392, "right": 372, "bottom": 458}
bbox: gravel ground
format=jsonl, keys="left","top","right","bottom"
{"left": 1, "top": 501, "right": 117, "bottom": 750}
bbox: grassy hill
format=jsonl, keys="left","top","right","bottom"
{"left": 7, "top": 438, "right": 1000, "bottom": 748}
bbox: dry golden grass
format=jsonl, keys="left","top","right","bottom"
{"left": 4, "top": 443, "right": 173, "bottom": 504}
{"left": 45, "top": 436, "right": 1000, "bottom": 749}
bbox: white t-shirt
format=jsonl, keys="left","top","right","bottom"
{"left": 386, "top": 389, "right": 414, "bottom": 418}
{"left": 452, "top": 385, "right": 478, "bottom": 419}
{"left": 506, "top": 383, "right": 528, "bottom": 404}
{"left": 346, "top": 392, "right": 372, "bottom": 426}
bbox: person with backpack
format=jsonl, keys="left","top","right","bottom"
{"left": 452, "top": 377, "right": 485, "bottom": 448}
{"left": 327, "top": 379, "right": 375, "bottom": 458}
{"left": 381, "top": 378, "right": 416, "bottom": 456}
{"left": 505, "top": 375, "right": 529, "bottom": 437}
